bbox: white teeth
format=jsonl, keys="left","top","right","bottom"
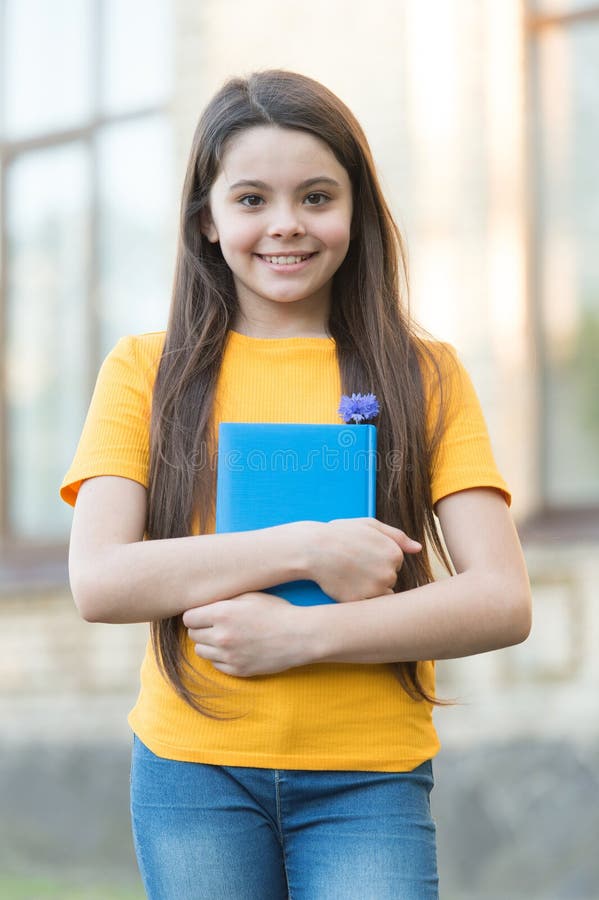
{"left": 262, "top": 254, "right": 310, "bottom": 265}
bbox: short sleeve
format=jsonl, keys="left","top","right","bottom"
{"left": 423, "top": 342, "right": 512, "bottom": 508}
{"left": 59, "top": 335, "right": 156, "bottom": 507}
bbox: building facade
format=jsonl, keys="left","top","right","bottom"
{"left": 0, "top": 1, "right": 598, "bottom": 896}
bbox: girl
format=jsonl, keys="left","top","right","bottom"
{"left": 60, "top": 69, "right": 531, "bottom": 899}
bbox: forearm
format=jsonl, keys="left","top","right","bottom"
{"left": 71, "top": 523, "right": 308, "bottom": 624}
{"left": 305, "top": 570, "right": 532, "bottom": 664}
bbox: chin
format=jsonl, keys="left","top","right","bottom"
{"left": 256, "top": 288, "right": 313, "bottom": 304}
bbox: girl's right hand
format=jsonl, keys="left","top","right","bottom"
{"left": 298, "top": 518, "right": 422, "bottom": 603}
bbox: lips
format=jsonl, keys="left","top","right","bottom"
{"left": 256, "top": 252, "right": 317, "bottom": 265}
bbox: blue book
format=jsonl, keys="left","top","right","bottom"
{"left": 215, "top": 422, "right": 377, "bottom": 606}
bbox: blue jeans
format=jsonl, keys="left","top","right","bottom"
{"left": 130, "top": 735, "right": 439, "bottom": 899}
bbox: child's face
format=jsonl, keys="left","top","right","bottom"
{"left": 201, "top": 125, "right": 353, "bottom": 327}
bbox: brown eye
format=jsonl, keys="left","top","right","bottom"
{"left": 305, "top": 192, "right": 329, "bottom": 206}
{"left": 239, "top": 195, "right": 263, "bottom": 207}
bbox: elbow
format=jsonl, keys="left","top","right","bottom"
{"left": 68, "top": 542, "right": 132, "bottom": 623}
{"left": 71, "top": 581, "right": 105, "bottom": 623}
{"left": 518, "top": 600, "right": 533, "bottom": 644}
{"left": 77, "top": 603, "right": 105, "bottom": 625}
{"left": 479, "top": 571, "right": 532, "bottom": 651}
{"left": 505, "top": 583, "right": 533, "bottom": 647}
{"left": 69, "top": 563, "right": 111, "bottom": 623}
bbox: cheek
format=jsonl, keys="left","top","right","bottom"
{"left": 325, "top": 218, "right": 352, "bottom": 253}
{"left": 219, "top": 218, "right": 260, "bottom": 254}
{"left": 318, "top": 203, "right": 353, "bottom": 246}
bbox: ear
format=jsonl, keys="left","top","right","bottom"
{"left": 200, "top": 207, "right": 219, "bottom": 243}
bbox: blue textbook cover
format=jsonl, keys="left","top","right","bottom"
{"left": 215, "top": 422, "right": 377, "bottom": 606}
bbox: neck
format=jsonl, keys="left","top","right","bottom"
{"left": 232, "top": 307, "right": 331, "bottom": 340}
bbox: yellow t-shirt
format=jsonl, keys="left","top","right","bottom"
{"left": 60, "top": 329, "right": 510, "bottom": 771}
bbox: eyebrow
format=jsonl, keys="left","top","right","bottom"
{"left": 227, "top": 176, "right": 342, "bottom": 193}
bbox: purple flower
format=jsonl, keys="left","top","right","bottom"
{"left": 338, "top": 393, "right": 380, "bottom": 424}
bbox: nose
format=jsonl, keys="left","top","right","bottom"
{"left": 266, "top": 203, "right": 306, "bottom": 238}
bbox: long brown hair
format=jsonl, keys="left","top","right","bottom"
{"left": 147, "top": 69, "right": 453, "bottom": 717}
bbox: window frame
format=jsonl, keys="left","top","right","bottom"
{"left": 523, "top": 1, "right": 599, "bottom": 537}
{"left": 0, "top": 0, "right": 172, "bottom": 589}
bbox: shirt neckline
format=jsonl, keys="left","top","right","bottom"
{"left": 226, "top": 329, "right": 336, "bottom": 348}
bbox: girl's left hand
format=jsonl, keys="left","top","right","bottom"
{"left": 182, "top": 592, "right": 312, "bottom": 677}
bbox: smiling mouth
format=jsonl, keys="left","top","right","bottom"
{"left": 257, "top": 253, "right": 316, "bottom": 266}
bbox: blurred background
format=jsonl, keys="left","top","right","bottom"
{"left": 0, "top": 0, "right": 598, "bottom": 898}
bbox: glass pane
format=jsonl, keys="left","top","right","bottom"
{"left": 97, "top": 115, "right": 175, "bottom": 353}
{"left": 6, "top": 144, "right": 90, "bottom": 540}
{"left": 531, "top": 1, "right": 599, "bottom": 14}
{"left": 2, "top": 0, "right": 93, "bottom": 140}
{"left": 101, "top": 0, "right": 173, "bottom": 115}
{"left": 535, "top": 23, "right": 599, "bottom": 504}
{"left": 530, "top": 0, "right": 598, "bottom": 15}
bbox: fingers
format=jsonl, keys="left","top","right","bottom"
{"left": 182, "top": 607, "right": 213, "bottom": 629}
{"left": 369, "top": 519, "right": 422, "bottom": 553}
{"left": 186, "top": 620, "right": 222, "bottom": 664}
{"left": 191, "top": 639, "right": 237, "bottom": 676}
{"left": 183, "top": 609, "right": 216, "bottom": 658}
{"left": 187, "top": 626, "right": 214, "bottom": 643}
{"left": 401, "top": 538, "right": 422, "bottom": 554}
{"left": 191, "top": 641, "right": 222, "bottom": 663}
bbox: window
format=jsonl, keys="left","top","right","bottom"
{"left": 527, "top": 1, "right": 599, "bottom": 507}
{"left": 0, "top": 0, "right": 175, "bottom": 569}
